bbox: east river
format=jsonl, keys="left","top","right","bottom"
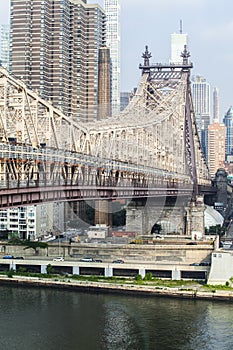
{"left": 0, "top": 285, "right": 233, "bottom": 350}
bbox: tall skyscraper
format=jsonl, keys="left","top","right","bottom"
{"left": 97, "top": 46, "right": 111, "bottom": 120}
{"left": 191, "top": 75, "right": 211, "bottom": 160}
{"left": 10, "top": 0, "right": 106, "bottom": 122}
{"left": 213, "top": 87, "right": 219, "bottom": 122}
{"left": 104, "top": 0, "right": 121, "bottom": 116}
{"left": 223, "top": 106, "right": 233, "bottom": 158}
{"left": 208, "top": 121, "right": 226, "bottom": 177}
{"left": 170, "top": 21, "right": 188, "bottom": 64}
{"left": 0, "top": 24, "right": 10, "bottom": 70}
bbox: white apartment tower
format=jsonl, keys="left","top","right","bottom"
{"left": 104, "top": 0, "right": 121, "bottom": 116}
{"left": 191, "top": 75, "right": 211, "bottom": 160}
{"left": 170, "top": 21, "right": 188, "bottom": 64}
{"left": 0, "top": 25, "right": 10, "bottom": 70}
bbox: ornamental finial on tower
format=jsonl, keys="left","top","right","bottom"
{"left": 142, "top": 45, "right": 152, "bottom": 66}
{"left": 181, "top": 45, "right": 190, "bottom": 65}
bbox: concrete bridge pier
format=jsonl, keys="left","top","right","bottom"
{"left": 126, "top": 195, "right": 205, "bottom": 237}
{"left": 125, "top": 205, "right": 147, "bottom": 234}
{"left": 186, "top": 195, "right": 205, "bottom": 237}
{"left": 125, "top": 199, "right": 187, "bottom": 235}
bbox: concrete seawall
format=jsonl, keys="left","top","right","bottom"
{"left": 1, "top": 276, "right": 233, "bottom": 302}
{"left": 1, "top": 241, "right": 214, "bottom": 266}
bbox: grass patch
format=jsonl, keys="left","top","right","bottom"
{"left": 1, "top": 270, "right": 233, "bottom": 294}
{"left": 202, "top": 284, "right": 233, "bottom": 292}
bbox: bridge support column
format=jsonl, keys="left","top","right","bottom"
{"left": 10, "top": 263, "right": 16, "bottom": 271}
{"left": 139, "top": 268, "right": 146, "bottom": 278}
{"left": 105, "top": 266, "right": 113, "bottom": 277}
{"left": 172, "top": 268, "right": 181, "bottom": 280}
{"left": 41, "top": 265, "right": 47, "bottom": 274}
{"left": 186, "top": 195, "right": 205, "bottom": 237}
{"left": 95, "top": 200, "right": 112, "bottom": 226}
{"left": 126, "top": 205, "right": 147, "bottom": 234}
{"left": 73, "top": 266, "right": 80, "bottom": 275}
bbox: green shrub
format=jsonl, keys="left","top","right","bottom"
{"left": 18, "top": 267, "right": 27, "bottom": 274}
{"left": 144, "top": 272, "right": 153, "bottom": 281}
{"left": 135, "top": 274, "right": 142, "bottom": 281}
{"left": 7, "top": 268, "right": 15, "bottom": 278}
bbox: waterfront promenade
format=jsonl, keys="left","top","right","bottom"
{"left": 1, "top": 274, "right": 233, "bottom": 302}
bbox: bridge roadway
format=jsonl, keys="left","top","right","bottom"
{"left": 0, "top": 144, "right": 215, "bottom": 208}
{"left": 0, "top": 257, "right": 210, "bottom": 281}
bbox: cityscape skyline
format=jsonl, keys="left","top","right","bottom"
{"left": 1, "top": 0, "right": 233, "bottom": 118}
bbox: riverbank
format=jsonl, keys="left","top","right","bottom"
{"left": 1, "top": 275, "right": 233, "bottom": 301}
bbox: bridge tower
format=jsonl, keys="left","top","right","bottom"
{"left": 125, "top": 45, "right": 211, "bottom": 236}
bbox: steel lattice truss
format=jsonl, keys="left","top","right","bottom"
{"left": 77, "top": 68, "right": 210, "bottom": 188}
{"left": 0, "top": 64, "right": 210, "bottom": 195}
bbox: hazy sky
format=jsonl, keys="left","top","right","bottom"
{"left": 1, "top": 0, "right": 233, "bottom": 119}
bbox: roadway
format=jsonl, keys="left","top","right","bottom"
{"left": 0, "top": 257, "right": 210, "bottom": 272}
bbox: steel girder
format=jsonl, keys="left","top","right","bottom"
{"left": 0, "top": 65, "right": 210, "bottom": 192}
{"left": 0, "top": 68, "right": 87, "bottom": 152}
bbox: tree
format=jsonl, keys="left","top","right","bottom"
{"left": 151, "top": 223, "right": 162, "bottom": 234}
{"left": 8, "top": 231, "right": 20, "bottom": 240}
{"left": 46, "top": 264, "right": 54, "bottom": 275}
{"left": 206, "top": 224, "right": 222, "bottom": 235}
{"left": 23, "top": 241, "right": 48, "bottom": 255}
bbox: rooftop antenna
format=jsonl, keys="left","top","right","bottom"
{"left": 180, "top": 19, "right": 183, "bottom": 34}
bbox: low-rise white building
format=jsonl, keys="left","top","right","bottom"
{"left": 208, "top": 250, "right": 233, "bottom": 285}
{"left": 0, "top": 206, "right": 36, "bottom": 240}
{"left": 87, "top": 225, "right": 109, "bottom": 240}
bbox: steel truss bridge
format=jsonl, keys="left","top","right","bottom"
{"left": 0, "top": 46, "right": 214, "bottom": 208}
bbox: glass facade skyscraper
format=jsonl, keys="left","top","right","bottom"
{"left": 170, "top": 22, "right": 188, "bottom": 64}
{"left": 104, "top": 0, "right": 121, "bottom": 116}
{"left": 170, "top": 32, "right": 188, "bottom": 64}
{"left": 223, "top": 106, "right": 233, "bottom": 157}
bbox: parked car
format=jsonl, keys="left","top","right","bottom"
{"left": 199, "top": 262, "right": 211, "bottom": 266}
{"left": 112, "top": 259, "right": 124, "bottom": 264}
{"left": 3, "top": 255, "right": 14, "bottom": 259}
{"left": 15, "top": 256, "right": 24, "bottom": 260}
{"left": 94, "top": 259, "right": 103, "bottom": 262}
{"left": 53, "top": 256, "right": 64, "bottom": 262}
{"left": 154, "top": 235, "right": 164, "bottom": 239}
{"left": 189, "top": 262, "right": 200, "bottom": 266}
{"left": 80, "top": 257, "right": 94, "bottom": 262}
{"left": 186, "top": 242, "right": 197, "bottom": 245}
